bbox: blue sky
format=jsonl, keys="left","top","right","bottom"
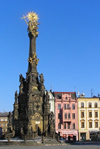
{"left": 0, "top": 0, "right": 100, "bottom": 112}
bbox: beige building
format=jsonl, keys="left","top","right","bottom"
{"left": 0, "top": 112, "right": 8, "bottom": 138}
{"left": 78, "top": 96, "right": 100, "bottom": 141}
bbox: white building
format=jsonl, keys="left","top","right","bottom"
{"left": 47, "top": 90, "right": 55, "bottom": 114}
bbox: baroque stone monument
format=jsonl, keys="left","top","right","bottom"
{"left": 12, "top": 12, "right": 55, "bottom": 139}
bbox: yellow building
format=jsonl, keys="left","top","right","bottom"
{"left": 78, "top": 96, "right": 100, "bottom": 141}
{"left": 0, "top": 112, "right": 8, "bottom": 138}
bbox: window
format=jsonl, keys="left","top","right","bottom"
{"left": 67, "top": 104, "right": 70, "bottom": 109}
{"left": 64, "top": 104, "right": 66, "bottom": 109}
{"left": 65, "top": 113, "right": 67, "bottom": 119}
{"left": 58, "top": 95, "right": 61, "bottom": 99}
{"left": 95, "top": 122, "right": 98, "bottom": 128}
{"left": 89, "top": 122, "right": 92, "bottom": 128}
{"left": 89, "top": 102, "right": 92, "bottom": 108}
{"left": 95, "top": 112, "right": 98, "bottom": 118}
{"left": 71, "top": 93, "right": 75, "bottom": 99}
{"left": 89, "top": 112, "right": 92, "bottom": 118}
{"left": 81, "top": 112, "right": 84, "bottom": 118}
{"left": 58, "top": 113, "right": 61, "bottom": 119}
{"left": 81, "top": 102, "right": 84, "bottom": 108}
{"left": 73, "top": 123, "right": 75, "bottom": 129}
{"left": 3, "top": 124, "right": 5, "bottom": 127}
{"left": 81, "top": 122, "right": 84, "bottom": 128}
{"left": 58, "top": 104, "right": 61, "bottom": 109}
{"left": 72, "top": 104, "right": 75, "bottom": 109}
{"left": 68, "top": 113, "right": 70, "bottom": 119}
{"left": 94, "top": 103, "right": 98, "bottom": 108}
{"left": 64, "top": 123, "right": 66, "bottom": 129}
{"left": 72, "top": 113, "right": 75, "bottom": 119}
{"left": 58, "top": 123, "right": 61, "bottom": 129}
{"left": 68, "top": 123, "right": 70, "bottom": 129}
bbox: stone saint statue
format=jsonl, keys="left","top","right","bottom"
{"left": 40, "top": 73, "right": 44, "bottom": 85}
{"left": 19, "top": 74, "right": 24, "bottom": 93}
{"left": 15, "top": 91, "right": 18, "bottom": 103}
{"left": 44, "top": 90, "right": 50, "bottom": 103}
{"left": 8, "top": 112, "right": 12, "bottom": 124}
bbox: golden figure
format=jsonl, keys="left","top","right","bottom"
{"left": 28, "top": 52, "right": 39, "bottom": 66}
{"left": 32, "top": 86, "right": 38, "bottom": 91}
{"left": 21, "top": 12, "right": 39, "bottom": 37}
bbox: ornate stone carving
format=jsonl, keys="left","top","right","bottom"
{"left": 19, "top": 74, "right": 25, "bottom": 83}
{"left": 35, "top": 124, "right": 38, "bottom": 132}
{"left": 49, "top": 112, "right": 54, "bottom": 125}
{"left": 15, "top": 91, "right": 18, "bottom": 103}
{"left": 19, "top": 74, "right": 25, "bottom": 93}
{"left": 21, "top": 126, "right": 24, "bottom": 135}
{"left": 49, "top": 112, "right": 55, "bottom": 136}
{"left": 34, "top": 112, "right": 43, "bottom": 120}
{"left": 45, "top": 125, "right": 48, "bottom": 137}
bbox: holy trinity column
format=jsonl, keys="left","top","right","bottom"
{"left": 12, "top": 12, "right": 55, "bottom": 139}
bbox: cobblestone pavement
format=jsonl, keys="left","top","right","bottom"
{"left": 0, "top": 144, "right": 100, "bottom": 149}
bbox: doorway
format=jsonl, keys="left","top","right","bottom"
{"left": 80, "top": 133, "right": 86, "bottom": 141}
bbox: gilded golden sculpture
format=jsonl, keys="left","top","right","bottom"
{"left": 32, "top": 86, "right": 38, "bottom": 91}
{"left": 28, "top": 52, "right": 39, "bottom": 66}
{"left": 21, "top": 12, "right": 39, "bottom": 37}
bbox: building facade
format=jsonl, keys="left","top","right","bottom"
{"left": 48, "top": 90, "right": 55, "bottom": 114}
{"left": 78, "top": 97, "right": 100, "bottom": 141}
{"left": 0, "top": 112, "right": 8, "bottom": 138}
{"left": 54, "top": 92, "right": 78, "bottom": 140}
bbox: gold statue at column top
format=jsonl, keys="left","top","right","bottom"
{"left": 21, "top": 12, "right": 39, "bottom": 37}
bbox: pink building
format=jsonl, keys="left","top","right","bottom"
{"left": 54, "top": 92, "right": 78, "bottom": 141}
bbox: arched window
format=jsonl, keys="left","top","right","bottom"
{"left": 89, "top": 102, "right": 92, "bottom": 108}
{"left": 81, "top": 102, "right": 84, "bottom": 108}
{"left": 94, "top": 102, "right": 98, "bottom": 108}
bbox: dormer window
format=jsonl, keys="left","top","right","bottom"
{"left": 58, "top": 95, "right": 61, "bottom": 99}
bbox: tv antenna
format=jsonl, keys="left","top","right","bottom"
{"left": 91, "top": 89, "right": 94, "bottom": 97}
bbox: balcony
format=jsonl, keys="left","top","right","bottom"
{"left": 63, "top": 120, "right": 71, "bottom": 123}
{"left": 63, "top": 119, "right": 71, "bottom": 123}
{"left": 67, "top": 107, "right": 71, "bottom": 110}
